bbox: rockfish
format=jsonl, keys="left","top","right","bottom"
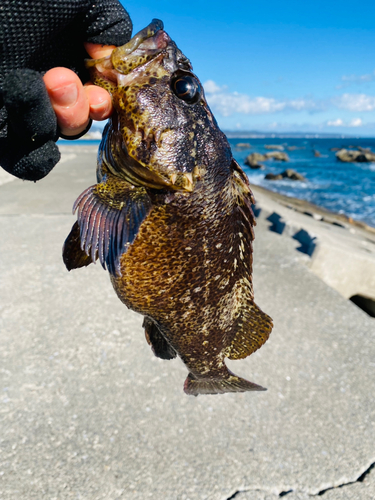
{"left": 63, "top": 19, "right": 273, "bottom": 395}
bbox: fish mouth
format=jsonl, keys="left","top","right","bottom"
{"left": 111, "top": 20, "right": 169, "bottom": 75}
{"left": 85, "top": 19, "right": 170, "bottom": 83}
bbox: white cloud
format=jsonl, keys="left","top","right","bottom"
{"left": 203, "top": 79, "right": 224, "bottom": 93}
{"left": 342, "top": 71, "right": 375, "bottom": 83}
{"left": 327, "top": 119, "right": 344, "bottom": 127}
{"left": 326, "top": 118, "right": 363, "bottom": 128}
{"left": 334, "top": 93, "right": 375, "bottom": 111}
{"left": 201, "top": 81, "right": 375, "bottom": 126}
{"left": 203, "top": 80, "right": 318, "bottom": 116}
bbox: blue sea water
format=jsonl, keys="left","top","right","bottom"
{"left": 229, "top": 138, "right": 375, "bottom": 228}
{"left": 62, "top": 137, "right": 375, "bottom": 228}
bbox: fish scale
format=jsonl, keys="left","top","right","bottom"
{"left": 63, "top": 19, "right": 273, "bottom": 395}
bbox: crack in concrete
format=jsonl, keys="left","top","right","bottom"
{"left": 316, "top": 461, "right": 375, "bottom": 496}
{"left": 225, "top": 461, "right": 375, "bottom": 499}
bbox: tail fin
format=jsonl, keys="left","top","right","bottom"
{"left": 183, "top": 370, "right": 266, "bottom": 396}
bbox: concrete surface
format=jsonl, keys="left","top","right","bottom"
{"left": 0, "top": 145, "right": 374, "bottom": 500}
{"left": 250, "top": 185, "right": 375, "bottom": 303}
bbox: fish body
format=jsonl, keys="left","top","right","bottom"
{"left": 63, "top": 20, "right": 273, "bottom": 395}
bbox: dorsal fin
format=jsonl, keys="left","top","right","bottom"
{"left": 63, "top": 174, "right": 152, "bottom": 276}
{"left": 231, "top": 159, "right": 256, "bottom": 230}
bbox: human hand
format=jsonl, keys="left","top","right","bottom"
{"left": 0, "top": 0, "right": 131, "bottom": 181}
{"left": 43, "top": 44, "right": 115, "bottom": 138}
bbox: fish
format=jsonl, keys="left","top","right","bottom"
{"left": 63, "top": 19, "right": 273, "bottom": 396}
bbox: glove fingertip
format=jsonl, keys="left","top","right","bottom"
{"left": 85, "top": 1, "right": 133, "bottom": 46}
{"left": 12, "top": 141, "right": 61, "bottom": 181}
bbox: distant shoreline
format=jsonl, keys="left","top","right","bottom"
{"left": 223, "top": 132, "right": 375, "bottom": 139}
{"left": 58, "top": 132, "right": 375, "bottom": 143}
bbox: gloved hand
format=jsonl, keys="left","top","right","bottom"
{"left": 0, "top": 0, "right": 132, "bottom": 181}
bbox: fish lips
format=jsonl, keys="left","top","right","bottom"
{"left": 85, "top": 22, "right": 171, "bottom": 83}
{"left": 111, "top": 29, "right": 171, "bottom": 75}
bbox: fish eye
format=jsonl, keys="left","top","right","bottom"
{"left": 171, "top": 74, "right": 202, "bottom": 104}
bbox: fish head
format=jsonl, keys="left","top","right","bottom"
{"left": 86, "top": 19, "right": 230, "bottom": 192}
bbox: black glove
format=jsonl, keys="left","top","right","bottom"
{"left": 0, "top": 0, "right": 132, "bottom": 181}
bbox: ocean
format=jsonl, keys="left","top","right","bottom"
{"left": 229, "top": 137, "right": 375, "bottom": 228}
{"left": 61, "top": 137, "right": 375, "bottom": 228}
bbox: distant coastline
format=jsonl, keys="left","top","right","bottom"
{"left": 59, "top": 129, "right": 374, "bottom": 142}
{"left": 223, "top": 131, "right": 373, "bottom": 139}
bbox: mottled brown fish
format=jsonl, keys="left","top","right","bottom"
{"left": 63, "top": 19, "right": 273, "bottom": 396}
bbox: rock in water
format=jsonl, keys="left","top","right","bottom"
{"left": 265, "top": 151, "right": 290, "bottom": 162}
{"left": 265, "top": 173, "right": 283, "bottom": 181}
{"left": 264, "top": 144, "right": 284, "bottom": 150}
{"left": 244, "top": 153, "right": 265, "bottom": 169}
{"left": 265, "top": 169, "right": 306, "bottom": 181}
{"left": 336, "top": 149, "right": 375, "bottom": 163}
{"left": 235, "top": 142, "right": 252, "bottom": 150}
{"left": 283, "top": 169, "right": 306, "bottom": 181}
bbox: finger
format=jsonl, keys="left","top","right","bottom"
{"left": 84, "top": 84, "right": 113, "bottom": 121}
{"left": 43, "top": 67, "right": 90, "bottom": 137}
{"left": 84, "top": 42, "right": 115, "bottom": 59}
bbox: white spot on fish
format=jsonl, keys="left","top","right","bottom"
{"left": 179, "top": 296, "right": 191, "bottom": 303}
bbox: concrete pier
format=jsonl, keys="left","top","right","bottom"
{"left": 0, "top": 146, "right": 374, "bottom": 499}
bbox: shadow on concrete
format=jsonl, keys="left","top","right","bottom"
{"left": 350, "top": 294, "right": 375, "bottom": 318}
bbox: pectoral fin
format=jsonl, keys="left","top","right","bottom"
{"left": 63, "top": 174, "right": 152, "bottom": 276}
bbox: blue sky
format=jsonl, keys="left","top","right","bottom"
{"left": 120, "top": 1, "right": 375, "bottom": 135}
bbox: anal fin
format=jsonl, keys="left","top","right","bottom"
{"left": 143, "top": 317, "right": 177, "bottom": 360}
